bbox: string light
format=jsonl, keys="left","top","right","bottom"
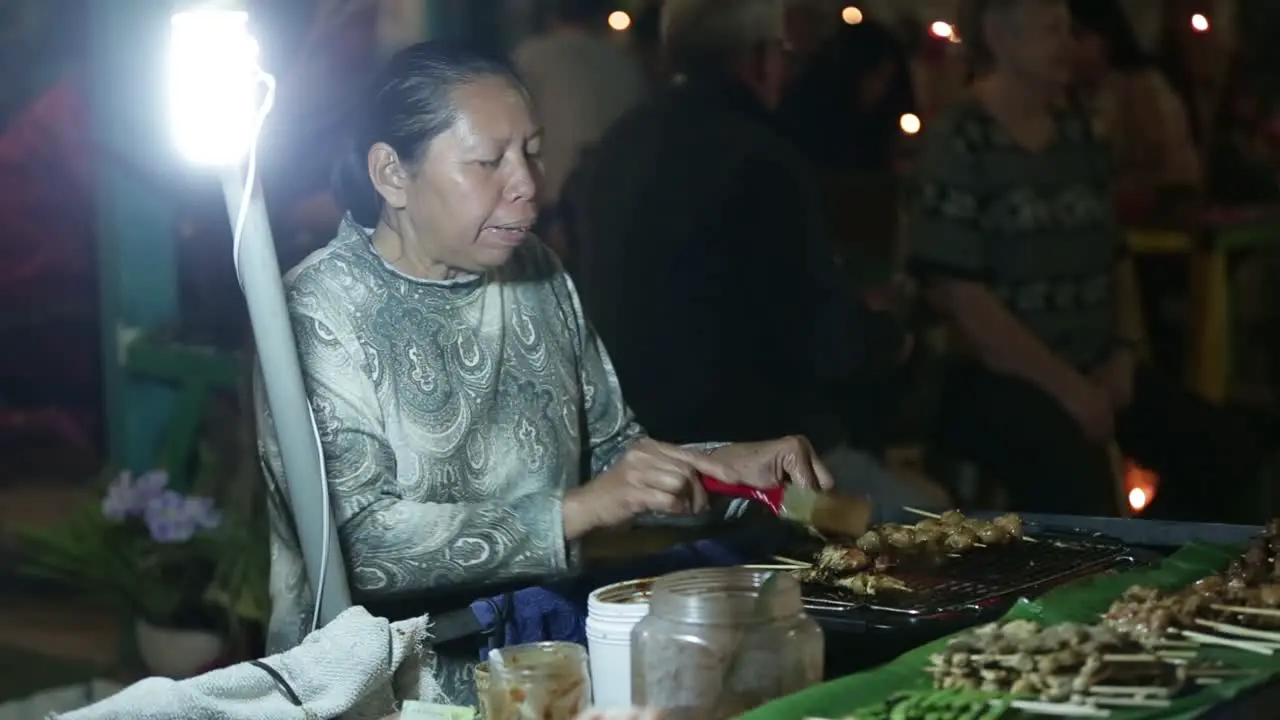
{"left": 608, "top": 10, "right": 631, "bottom": 31}
{"left": 899, "top": 113, "right": 921, "bottom": 135}
{"left": 841, "top": 6, "right": 864, "bottom": 25}
{"left": 929, "top": 20, "right": 954, "bottom": 39}
{"left": 1190, "top": 13, "right": 1210, "bottom": 32}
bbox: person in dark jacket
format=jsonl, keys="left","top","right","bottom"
{"left": 566, "top": 0, "right": 946, "bottom": 509}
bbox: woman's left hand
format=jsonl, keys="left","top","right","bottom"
{"left": 707, "top": 436, "right": 836, "bottom": 491}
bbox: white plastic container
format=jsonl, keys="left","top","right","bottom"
{"left": 586, "top": 577, "right": 654, "bottom": 708}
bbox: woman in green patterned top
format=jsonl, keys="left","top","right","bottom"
{"left": 256, "top": 41, "right": 836, "bottom": 704}
{"left": 909, "top": 0, "right": 1261, "bottom": 520}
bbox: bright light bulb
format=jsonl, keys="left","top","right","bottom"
{"left": 1128, "top": 486, "right": 1149, "bottom": 511}
{"left": 1190, "top": 13, "right": 1210, "bottom": 32}
{"left": 841, "top": 6, "right": 864, "bottom": 25}
{"left": 608, "top": 10, "right": 631, "bottom": 31}
{"left": 929, "top": 20, "right": 953, "bottom": 39}
{"left": 899, "top": 113, "right": 921, "bottom": 135}
{"left": 169, "top": 10, "right": 263, "bottom": 165}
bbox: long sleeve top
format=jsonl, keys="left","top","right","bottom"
{"left": 256, "top": 216, "right": 645, "bottom": 699}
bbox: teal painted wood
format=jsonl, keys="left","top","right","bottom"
{"left": 87, "top": 0, "right": 180, "bottom": 478}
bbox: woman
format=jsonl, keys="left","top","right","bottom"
{"left": 1069, "top": 0, "right": 1200, "bottom": 200}
{"left": 909, "top": 0, "right": 1261, "bottom": 520}
{"left": 256, "top": 41, "right": 834, "bottom": 704}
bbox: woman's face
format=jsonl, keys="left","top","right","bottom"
{"left": 384, "top": 76, "right": 543, "bottom": 272}
{"left": 989, "top": 0, "right": 1074, "bottom": 89}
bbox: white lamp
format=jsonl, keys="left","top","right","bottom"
{"left": 167, "top": 4, "right": 352, "bottom": 629}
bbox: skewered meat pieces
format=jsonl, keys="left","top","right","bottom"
{"left": 833, "top": 573, "right": 911, "bottom": 595}
{"left": 992, "top": 513, "right": 1024, "bottom": 539}
{"left": 854, "top": 530, "right": 884, "bottom": 553}
{"left": 815, "top": 545, "right": 871, "bottom": 573}
{"left": 943, "top": 529, "right": 980, "bottom": 552}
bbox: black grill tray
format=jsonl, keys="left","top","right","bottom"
{"left": 794, "top": 529, "right": 1131, "bottom": 615}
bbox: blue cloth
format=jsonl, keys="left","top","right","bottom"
{"left": 469, "top": 526, "right": 784, "bottom": 654}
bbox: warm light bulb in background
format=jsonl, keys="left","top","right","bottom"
{"left": 929, "top": 20, "right": 954, "bottom": 39}
{"left": 1124, "top": 461, "right": 1158, "bottom": 515}
{"left": 899, "top": 113, "right": 921, "bottom": 135}
{"left": 841, "top": 6, "right": 864, "bottom": 25}
{"left": 168, "top": 10, "right": 263, "bottom": 165}
{"left": 1127, "top": 486, "right": 1149, "bottom": 512}
{"left": 1190, "top": 13, "right": 1210, "bottom": 32}
{"left": 608, "top": 10, "right": 631, "bottom": 31}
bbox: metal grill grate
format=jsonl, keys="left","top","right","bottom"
{"left": 799, "top": 532, "right": 1130, "bottom": 615}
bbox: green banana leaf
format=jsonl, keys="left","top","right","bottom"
{"left": 741, "top": 542, "right": 1272, "bottom": 720}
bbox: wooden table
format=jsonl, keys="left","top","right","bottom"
{"left": 1126, "top": 207, "right": 1280, "bottom": 404}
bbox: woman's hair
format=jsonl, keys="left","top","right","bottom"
{"left": 332, "top": 41, "right": 523, "bottom": 227}
{"left": 777, "top": 19, "right": 914, "bottom": 173}
{"left": 1069, "top": 0, "right": 1151, "bottom": 71}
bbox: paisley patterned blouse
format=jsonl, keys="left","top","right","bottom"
{"left": 256, "top": 216, "right": 648, "bottom": 702}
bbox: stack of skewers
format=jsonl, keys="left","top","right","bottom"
{"left": 1101, "top": 520, "right": 1280, "bottom": 655}
{"left": 927, "top": 620, "right": 1206, "bottom": 710}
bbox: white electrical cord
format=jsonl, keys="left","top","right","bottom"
{"left": 231, "top": 67, "right": 333, "bottom": 633}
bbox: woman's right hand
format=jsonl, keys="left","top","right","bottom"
{"left": 563, "top": 438, "right": 734, "bottom": 539}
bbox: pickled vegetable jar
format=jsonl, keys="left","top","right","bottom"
{"left": 485, "top": 641, "right": 591, "bottom": 720}
{"left": 630, "top": 568, "right": 823, "bottom": 719}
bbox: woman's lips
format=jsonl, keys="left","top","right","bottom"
{"left": 485, "top": 225, "right": 531, "bottom": 247}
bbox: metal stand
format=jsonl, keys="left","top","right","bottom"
{"left": 220, "top": 167, "right": 352, "bottom": 626}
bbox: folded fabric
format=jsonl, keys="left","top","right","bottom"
{"left": 469, "top": 522, "right": 788, "bottom": 652}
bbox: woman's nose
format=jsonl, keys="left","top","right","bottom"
{"left": 507, "top": 157, "right": 539, "bottom": 202}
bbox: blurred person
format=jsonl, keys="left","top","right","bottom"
{"left": 1070, "top": 0, "right": 1200, "bottom": 201}
{"left": 911, "top": 0, "right": 1262, "bottom": 521}
{"left": 566, "top": 0, "right": 949, "bottom": 510}
{"left": 512, "top": 0, "right": 646, "bottom": 219}
{"left": 778, "top": 18, "right": 916, "bottom": 176}
{"left": 628, "top": 1, "right": 667, "bottom": 83}
{"left": 259, "top": 40, "right": 835, "bottom": 704}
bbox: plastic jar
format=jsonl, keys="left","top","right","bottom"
{"left": 630, "top": 568, "right": 824, "bottom": 719}
{"left": 485, "top": 641, "right": 592, "bottom": 720}
{"left": 586, "top": 577, "right": 655, "bottom": 708}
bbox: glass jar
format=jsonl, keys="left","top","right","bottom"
{"left": 474, "top": 662, "right": 492, "bottom": 719}
{"left": 484, "top": 641, "right": 591, "bottom": 720}
{"left": 630, "top": 568, "right": 824, "bottom": 719}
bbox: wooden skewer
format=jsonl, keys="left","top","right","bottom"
{"left": 1177, "top": 629, "right": 1275, "bottom": 655}
{"left": 1187, "top": 666, "right": 1260, "bottom": 677}
{"left": 901, "top": 506, "right": 1039, "bottom": 542}
{"left": 1153, "top": 640, "right": 1197, "bottom": 649}
{"left": 1088, "top": 696, "right": 1171, "bottom": 708}
{"left": 770, "top": 555, "right": 811, "bottom": 567}
{"left": 1089, "top": 685, "right": 1173, "bottom": 697}
{"left": 1212, "top": 603, "right": 1280, "bottom": 619}
{"left": 1195, "top": 618, "right": 1280, "bottom": 644}
{"left": 742, "top": 564, "right": 811, "bottom": 571}
{"left": 1007, "top": 700, "right": 1110, "bottom": 717}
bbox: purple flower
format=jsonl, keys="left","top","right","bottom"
{"left": 143, "top": 490, "right": 221, "bottom": 543}
{"left": 101, "top": 470, "right": 170, "bottom": 522}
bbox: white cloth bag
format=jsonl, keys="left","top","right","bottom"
{"left": 51, "top": 607, "right": 442, "bottom": 720}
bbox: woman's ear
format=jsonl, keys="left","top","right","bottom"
{"left": 368, "top": 142, "right": 411, "bottom": 212}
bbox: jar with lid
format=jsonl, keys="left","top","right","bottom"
{"left": 630, "top": 568, "right": 823, "bottom": 719}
